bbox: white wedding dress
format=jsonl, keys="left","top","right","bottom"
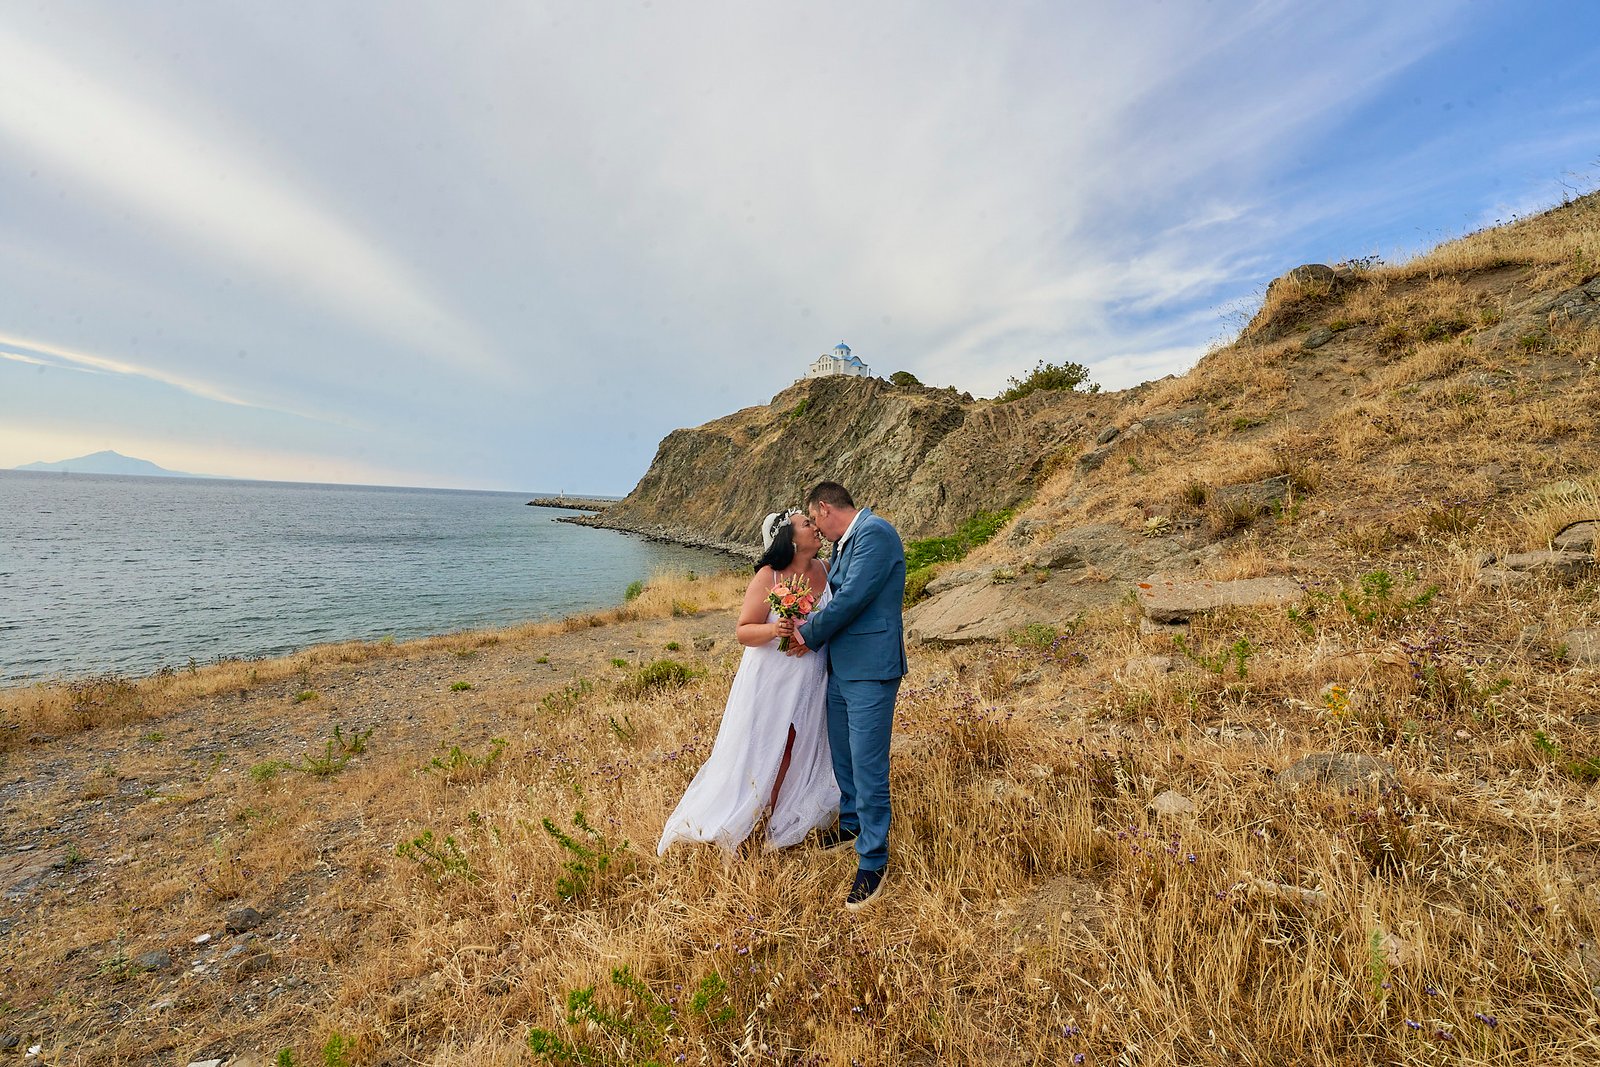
{"left": 657, "top": 584, "right": 840, "bottom": 855}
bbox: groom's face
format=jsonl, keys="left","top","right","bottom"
{"left": 808, "top": 501, "right": 848, "bottom": 542}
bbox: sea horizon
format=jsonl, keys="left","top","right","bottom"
{"left": 0, "top": 470, "right": 730, "bottom": 686}
{"left": 5, "top": 465, "right": 627, "bottom": 500}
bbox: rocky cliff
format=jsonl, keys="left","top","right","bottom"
{"left": 585, "top": 374, "right": 1120, "bottom": 554}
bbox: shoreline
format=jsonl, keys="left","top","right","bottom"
{"left": 562, "top": 511, "right": 761, "bottom": 561}
{"left": 1, "top": 552, "right": 750, "bottom": 693}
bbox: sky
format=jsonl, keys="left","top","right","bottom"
{"left": 2, "top": 2, "right": 1598, "bottom": 494}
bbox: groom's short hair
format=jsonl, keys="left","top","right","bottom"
{"left": 806, "top": 481, "right": 855, "bottom": 509}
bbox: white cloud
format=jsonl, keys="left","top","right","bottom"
{"left": 0, "top": 22, "right": 504, "bottom": 377}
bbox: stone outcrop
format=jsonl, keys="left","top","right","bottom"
{"left": 906, "top": 523, "right": 1207, "bottom": 644}
{"left": 1136, "top": 574, "right": 1304, "bottom": 625}
{"left": 586, "top": 375, "right": 1110, "bottom": 554}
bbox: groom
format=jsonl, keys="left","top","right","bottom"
{"left": 789, "top": 481, "right": 907, "bottom": 911}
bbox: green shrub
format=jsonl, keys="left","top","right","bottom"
{"left": 889, "top": 370, "right": 922, "bottom": 386}
{"left": 904, "top": 509, "right": 1014, "bottom": 573}
{"left": 902, "top": 508, "right": 1016, "bottom": 605}
{"left": 624, "top": 579, "right": 644, "bottom": 601}
{"left": 540, "top": 811, "right": 631, "bottom": 902}
{"left": 395, "top": 829, "right": 476, "bottom": 882}
{"left": 997, "top": 359, "right": 1097, "bottom": 402}
{"left": 625, "top": 659, "right": 699, "bottom": 696}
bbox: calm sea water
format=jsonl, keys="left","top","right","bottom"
{"left": 0, "top": 471, "right": 734, "bottom": 685}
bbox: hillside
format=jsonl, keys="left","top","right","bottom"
{"left": 909, "top": 191, "right": 1600, "bottom": 641}
{"left": 2, "top": 194, "right": 1599, "bottom": 1065}
{"left": 585, "top": 375, "right": 1119, "bottom": 552}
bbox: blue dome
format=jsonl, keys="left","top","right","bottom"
{"left": 833, "top": 342, "right": 851, "bottom": 354}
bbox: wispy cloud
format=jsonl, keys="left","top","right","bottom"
{"left": 0, "top": 333, "right": 307, "bottom": 415}
{"left": 0, "top": 22, "right": 503, "bottom": 377}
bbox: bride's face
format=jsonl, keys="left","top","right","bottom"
{"left": 790, "top": 513, "right": 822, "bottom": 554}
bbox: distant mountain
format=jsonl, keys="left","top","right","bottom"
{"left": 13, "top": 450, "right": 210, "bottom": 478}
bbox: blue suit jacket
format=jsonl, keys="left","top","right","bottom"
{"left": 797, "top": 507, "right": 908, "bottom": 681}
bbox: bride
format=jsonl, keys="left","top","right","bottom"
{"left": 657, "top": 509, "right": 840, "bottom": 855}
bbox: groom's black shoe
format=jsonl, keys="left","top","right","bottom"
{"left": 844, "top": 866, "right": 886, "bottom": 912}
{"left": 816, "top": 825, "right": 858, "bottom": 852}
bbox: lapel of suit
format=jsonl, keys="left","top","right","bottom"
{"left": 831, "top": 508, "right": 871, "bottom": 593}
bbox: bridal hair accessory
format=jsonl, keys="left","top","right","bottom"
{"left": 761, "top": 510, "right": 797, "bottom": 551}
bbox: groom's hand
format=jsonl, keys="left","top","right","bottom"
{"left": 785, "top": 626, "right": 809, "bottom": 657}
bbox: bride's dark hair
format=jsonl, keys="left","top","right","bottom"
{"left": 755, "top": 521, "right": 797, "bottom": 573}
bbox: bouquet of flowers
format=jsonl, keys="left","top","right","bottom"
{"left": 767, "top": 575, "right": 817, "bottom": 651}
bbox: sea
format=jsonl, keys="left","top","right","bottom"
{"left": 0, "top": 470, "right": 735, "bottom": 686}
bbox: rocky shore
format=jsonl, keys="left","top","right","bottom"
{"left": 524, "top": 496, "right": 616, "bottom": 511}
{"left": 562, "top": 510, "right": 761, "bottom": 561}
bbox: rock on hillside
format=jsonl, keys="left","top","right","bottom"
{"left": 586, "top": 375, "right": 1117, "bottom": 553}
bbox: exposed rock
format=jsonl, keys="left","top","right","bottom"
{"left": 1277, "top": 752, "right": 1398, "bottom": 794}
{"left": 1535, "top": 274, "right": 1600, "bottom": 327}
{"left": 225, "top": 907, "right": 263, "bottom": 934}
{"left": 1478, "top": 549, "right": 1594, "bottom": 587}
{"left": 0, "top": 1035, "right": 20, "bottom": 1051}
{"left": 692, "top": 636, "right": 716, "bottom": 652}
{"left": 1136, "top": 574, "right": 1303, "bottom": 624}
{"left": 1303, "top": 326, "right": 1335, "bottom": 350}
{"left": 133, "top": 949, "right": 172, "bottom": 972}
{"left": 1561, "top": 628, "right": 1600, "bottom": 667}
{"left": 1007, "top": 518, "right": 1046, "bottom": 545}
{"left": 906, "top": 574, "right": 1118, "bottom": 645}
{"left": 1285, "top": 263, "right": 1337, "bottom": 287}
{"left": 1095, "top": 425, "right": 1121, "bottom": 445}
{"left": 483, "top": 977, "right": 513, "bottom": 997}
{"left": 1206, "top": 722, "right": 1270, "bottom": 745}
{"left": 1075, "top": 447, "right": 1112, "bottom": 473}
{"left": 910, "top": 525, "right": 1203, "bottom": 644}
{"left": 1149, "top": 790, "right": 1195, "bottom": 817}
{"left": 1552, "top": 520, "right": 1598, "bottom": 554}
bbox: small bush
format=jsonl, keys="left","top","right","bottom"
{"left": 889, "top": 370, "right": 922, "bottom": 386}
{"left": 625, "top": 660, "right": 699, "bottom": 696}
{"left": 624, "top": 580, "right": 644, "bottom": 601}
{"left": 395, "top": 829, "right": 476, "bottom": 882}
{"left": 1339, "top": 570, "right": 1438, "bottom": 628}
{"left": 540, "top": 811, "right": 632, "bottom": 902}
{"left": 997, "top": 359, "right": 1098, "bottom": 401}
{"left": 904, "top": 566, "right": 936, "bottom": 605}
{"left": 449, "top": 681, "right": 472, "bottom": 692}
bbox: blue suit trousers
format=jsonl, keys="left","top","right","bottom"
{"left": 826, "top": 672, "right": 900, "bottom": 871}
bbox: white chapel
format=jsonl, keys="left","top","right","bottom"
{"left": 806, "top": 342, "right": 871, "bottom": 379}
